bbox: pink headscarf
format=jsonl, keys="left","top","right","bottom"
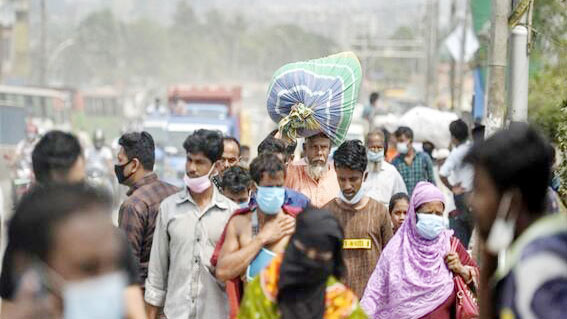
{"left": 361, "top": 182, "right": 454, "bottom": 319}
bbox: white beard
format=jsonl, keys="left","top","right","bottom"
{"left": 368, "top": 161, "right": 382, "bottom": 173}
{"left": 307, "top": 162, "right": 327, "bottom": 180}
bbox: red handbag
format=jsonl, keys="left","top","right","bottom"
{"left": 450, "top": 238, "right": 479, "bottom": 319}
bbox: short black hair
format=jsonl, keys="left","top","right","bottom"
{"left": 422, "top": 141, "right": 435, "bottom": 156}
{"left": 268, "top": 129, "right": 297, "bottom": 158}
{"left": 183, "top": 129, "right": 224, "bottom": 163}
{"left": 119, "top": 131, "right": 155, "bottom": 170}
{"left": 8, "top": 184, "right": 112, "bottom": 262}
{"left": 223, "top": 136, "right": 241, "bottom": 156}
{"left": 464, "top": 125, "right": 553, "bottom": 214}
{"left": 249, "top": 153, "right": 286, "bottom": 184}
{"left": 389, "top": 192, "right": 410, "bottom": 213}
{"left": 449, "top": 119, "right": 469, "bottom": 143}
{"left": 370, "top": 92, "right": 380, "bottom": 105}
{"left": 258, "top": 135, "right": 286, "bottom": 156}
{"left": 395, "top": 126, "right": 414, "bottom": 140}
{"left": 221, "top": 166, "right": 251, "bottom": 194}
{"left": 32, "top": 130, "right": 83, "bottom": 185}
{"left": 333, "top": 140, "right": 368, "bottom": 173}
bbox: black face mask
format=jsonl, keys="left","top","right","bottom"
{"left": 114, "top": 160, "right": 134, "bottom": 184}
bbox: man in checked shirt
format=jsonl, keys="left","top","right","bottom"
{"left": 116, "top": 131, "right": 179, "bottom": 290}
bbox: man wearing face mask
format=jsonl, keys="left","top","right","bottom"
{"left": 212, "top": 154, "right": 309, "bottom": 318}
{"left": 145, "top": 129, "right": 237, "bottom": 319}
{"left": 364, "top": 129, "right": 407, "bottom": 206}
{"left": 285, "top": 133, "right": 340, "bottom": 207}
{"left": 322, "top": 140, "right": 394, "bottom": 298}
{"left": 392, "top": 126, "right": 435, "bottom": 195}
{"left": 116, "top": 132, "right": 179, "bottom": 291}
{"left": 465, "top": 125, "right": 567, "bottom": 319}
{"left": 1, "top": 131, "right": 147, "bottom": 319}
{"left": 1, "top": 184, "right": 132, "bottom": 319}
{"left": 238, "top": 207, "right": 368, "bottom": 319}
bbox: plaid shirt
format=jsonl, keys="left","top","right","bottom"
{"left": 118, "top": 173, "right": 179, "bottom": 286}
{"left": 392, "top": 151, "right": 435, "bottom": 195}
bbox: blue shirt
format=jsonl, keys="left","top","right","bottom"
{"left": 493, "top": 213, "right": 567, "bottom": 319}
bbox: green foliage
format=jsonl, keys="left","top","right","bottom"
{"left": 528, "top": 0, "right": 567, "bottom": 142}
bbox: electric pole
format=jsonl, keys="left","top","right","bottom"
{"left": 484, "top": 0, "right": 511, "bottom": 135}
{"left": 508, "top": 0, "right": 533, "bottom": 123}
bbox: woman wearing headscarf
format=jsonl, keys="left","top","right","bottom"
{"left": 237, "top": 207, "right": 367, "bottom": 319}
{"left": 361, "top": 182, "right": 479, "bottom": 319}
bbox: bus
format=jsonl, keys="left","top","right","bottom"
{"left": 0, "top": 85, "right": 71, "bottom": 140}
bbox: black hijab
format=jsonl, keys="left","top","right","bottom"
{"left": 277, "top": 208, "right": 344, "bottom": 319}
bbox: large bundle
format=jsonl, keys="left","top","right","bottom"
{"left": 398, "top": 106, "right": 458, "bottom": 148}
{"left": 266, "top": 52, "right": 362, "bottom": 145}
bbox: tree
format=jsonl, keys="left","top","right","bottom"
{"left": 528, "top": 0, "right": 567, "bottom": 142}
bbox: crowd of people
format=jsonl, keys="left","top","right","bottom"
{"left": 0, "top": 115, "right": 565, "bottom": 319}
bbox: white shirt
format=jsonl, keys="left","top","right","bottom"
{"left": 365, "top": 161, "right": 408, "bottom": 205}
{"left": 439, "top": 142, "right": 475, "bottom": 192}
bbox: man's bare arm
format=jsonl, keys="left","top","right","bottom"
{"left": 215, "top": 218, "right": 266, "bottom": 282}
{"left": 215, "top": 215, "right": 294, "bottom": 282}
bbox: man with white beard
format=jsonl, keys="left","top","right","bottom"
{"left": 364, "top": 130, "right": 407, "bottom": 205}
{"left": 285, "top": 133, "right": 340, "bottom": 207}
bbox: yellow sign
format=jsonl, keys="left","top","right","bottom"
{"left": 343, "top": 239, "right": 372, "bottom": 250}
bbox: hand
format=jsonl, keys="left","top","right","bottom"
{"left": 445, "top": 252, "right": 466, "bottom": 278}
{"left": 258, "top": 214, "right": 296, "bottom": 245}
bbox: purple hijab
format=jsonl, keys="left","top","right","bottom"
{"left": 361, "top": 182, "right": 454, "bottom": 319}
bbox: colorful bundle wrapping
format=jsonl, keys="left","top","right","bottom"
{"left": 266, "top": 52, "right": 362, "bottom": 146}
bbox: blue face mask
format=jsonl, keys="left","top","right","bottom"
{"left": 415, "top": 213, "right": 446, "bottom": 240}
{"left": 63, "top": 272, "right": 126, "bottom": 319}
{"left": 256, "top": 186, "right": 285, "bottom": 215}
{"left": 367, "top": 150, "right": 384, "bottom": 163}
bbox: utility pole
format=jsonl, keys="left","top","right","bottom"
{"left": 484, "top": 0, "right": 511, "bottom": 135}
{"left": 508, "top": 0, "right": 533, "bottom": 123}
{"left": 39, "top": 0, "right": 47, "bottom": 86}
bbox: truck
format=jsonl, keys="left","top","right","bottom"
{"left": 150, "top": 85, "right": 243, "bottom": 187}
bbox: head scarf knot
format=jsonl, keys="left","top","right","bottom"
{"left": 361, "top": 182, "right": 454, "bottom": 319}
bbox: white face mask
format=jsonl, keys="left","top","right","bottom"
{"left": 62, "top": 271, "right": 126, "bottom": 319}
{"left": 397, "top": 142, "right": 409, "bottom": 155}
{"left": 486, "top": 192, "right": 517, "bottom": 255}
{"left": 339, "top": 183, "right": 367, "bottom": 206}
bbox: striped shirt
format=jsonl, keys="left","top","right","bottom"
{"left": 118, "top": 173, "right": 179, "bottom": 286}
{"left": 392, "top": 151, "right": 435, "bottom": 195}
{"left": 323, "top": 197, "right": 393, "bottom": 297}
